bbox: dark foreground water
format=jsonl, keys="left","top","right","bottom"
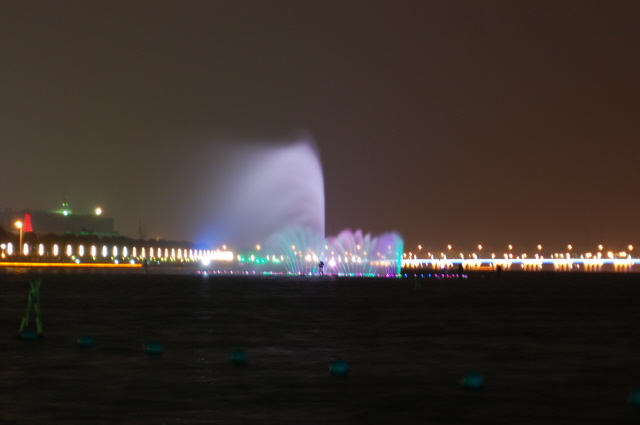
{"left": 2, "top": 271, "right": 640, "bottom": 424}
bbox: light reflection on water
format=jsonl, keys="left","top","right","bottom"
{"left": 1, "top": 272, "right": 640, "bottom": 424}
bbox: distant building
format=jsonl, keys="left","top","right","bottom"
{"left": 0, "top": 206, "right": 118, "bottom": 236}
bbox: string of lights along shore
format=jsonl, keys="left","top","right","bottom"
{"left": 0, "top": 206, "right": 637, "bottom": 274}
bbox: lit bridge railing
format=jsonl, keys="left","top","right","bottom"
{"left": 402, "top": 258, "right": 638, "bottom": 272}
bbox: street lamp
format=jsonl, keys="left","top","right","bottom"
{"left": 15, "top": 221, "right": 23, "bottom": 256}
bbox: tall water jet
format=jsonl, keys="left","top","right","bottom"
{"left": 205, "top": 138, "right": 325, "bottom": 250}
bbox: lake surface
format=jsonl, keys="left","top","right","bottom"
{"left": 2, "top": 270, "right": 640, "bottom": 424}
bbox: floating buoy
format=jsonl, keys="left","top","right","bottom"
{"left": 19, "top": 279, "right": 43, "bottom": 337}
{"left": 229, "top": 349, "right": 248, "bottom": 365}
{"left": 19, "top": 330, "right": 39, "bottom": 341}
{"left": 629, "top": 387, "right": 640, "bottom": 407}
{"left": 144, "top": 341, "right": 164, "bottom": 355}
{"left": 77, "top": 335, "right": 94, "bottom": 347}
{"left": 461, "top": 371, "right": 485, "bottom": 390}
{"left": 329, "top": 359, "right": 349, "bottom": 376}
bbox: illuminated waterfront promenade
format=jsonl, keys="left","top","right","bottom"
{"left": 1, "top": 239, "right": 638, "bottom": 273}
{"left": 0, "top": 240, "right": 228, "bottom": 269}
{"left": 402, "top": 258, "right": 638, "bottom": 273}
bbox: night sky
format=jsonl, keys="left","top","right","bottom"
{"left": 2, "top": 1, "right": 639, "bottom": 253}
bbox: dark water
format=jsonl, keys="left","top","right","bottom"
{"left": 2, "top": 271, "right": 640, "bottom": 424}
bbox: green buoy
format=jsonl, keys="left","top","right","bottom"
{"left": 329, "top": 359, "right": 349, "bottom": 376}
{"left": 461, "top": 371, "right": 485, "bottom": 390}
{"left": 18, "top": 279, "right": 43, "bottom": 339}
{"left": 77, "top": 335, "right": 94, "bottom": 347}
{"left": 229, "top": 349, "right": 248, "bottom": 365}
{"left": 144, "top": 341, "right": 164, "bottom": 355}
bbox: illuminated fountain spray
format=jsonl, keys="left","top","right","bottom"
{"left": 207, "top": 137, "right": 403, "bottom": 275}
{"left": 322, "top": 229, "right": 402, "bottom": 276}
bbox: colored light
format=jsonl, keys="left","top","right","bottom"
{"left": 0, "top": 262, "right": 142, "bottom": 268}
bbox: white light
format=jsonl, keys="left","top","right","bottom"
{"left": 211, "top": 250, "right": 233, "bottom": 261}
{"left": 113, "top": 246, "right": 118, "bottom": 257}
{"left": 38, "top": 244, "right": 44, "bottom": 256}
{"left": 53, "top": 244, "right": 58, "bottom": 256}
{"left": 66, "top": 244, "right": 72, "bottom": 256}
{"left": 95, "top": 207, "right": 102, "bottom": 216}
{"left": 91, "top": 245, "right": 97, "bottom": 257}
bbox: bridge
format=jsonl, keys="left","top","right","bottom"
{"left": 402, "top": 258, "right": 637, "bottom": 273}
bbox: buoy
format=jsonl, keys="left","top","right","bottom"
{"left": 144, "top": 341, "right": 164, "bottom": 355}
{"left": 329, "top": 359, "right": 349, "bottom": 376}
{"left": 629, "top": 387, "right": 640, "bottom": 407}
{"left": 77, "top": 335, "right": 94, "bottom": 347}
{"left": 461, "top": 371, "right": 485, "bottom": 390}
{"left": 19, "top": 330, "right": 39, "bottom": 341}
{"left": 18, "top": 279, "right": 43, "bottom": 338}
{"left": 229, "top": 349, "right": 248, "bottom": 365}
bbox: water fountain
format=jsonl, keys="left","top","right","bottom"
{"left": 204, "top": 136, "right": 403, "bottom": 276}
